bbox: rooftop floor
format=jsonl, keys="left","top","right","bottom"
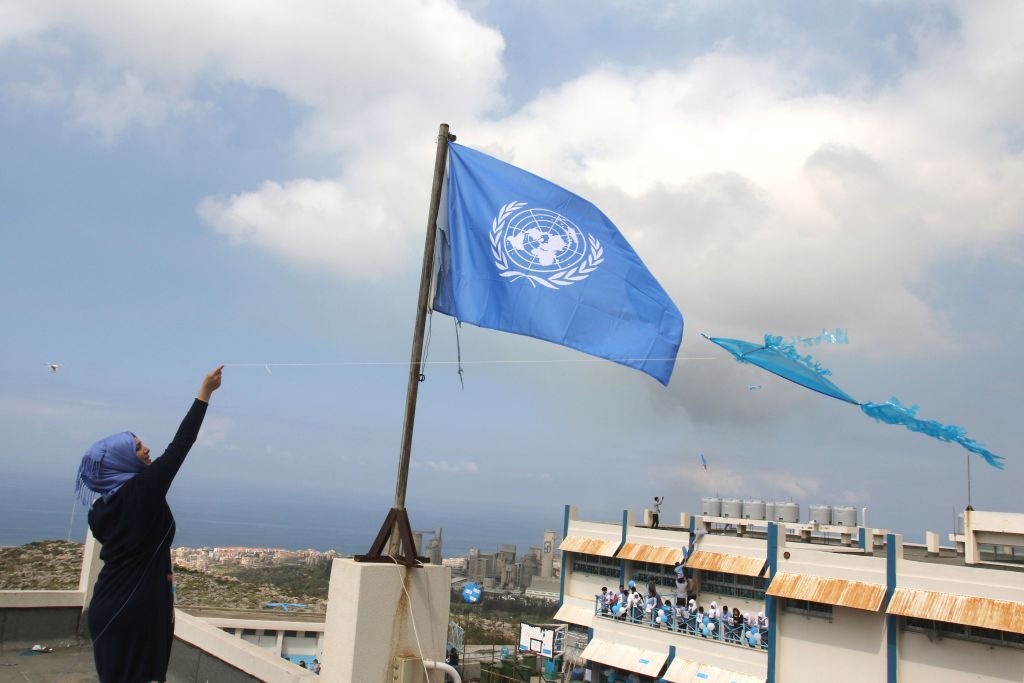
{"left": 0, "top": 644, "right": 97, "bottom": 683}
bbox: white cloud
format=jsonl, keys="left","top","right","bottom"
{"left": 671, "top": 464, "right": 822, "bottom": 501}
{"left": 412, "top": 460, "right": 480, "bottom": 474}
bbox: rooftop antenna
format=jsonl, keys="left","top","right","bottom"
{"left": 966, "top": 452, "right": 973, "bottom": 511}
{"left": 356, "top": 123, "right": 455, "bottom": 567}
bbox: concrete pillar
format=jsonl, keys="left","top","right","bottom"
{"left": 542, "top": 530, "right": 555, "bottom": 579}
{"left": 678, "top": 512, "right": 690, "bottom": 529}
{"left": 964, "top": 509, "right": 979, "bottom": 565}
{"left": 926, "top": 531, "right": 939, "bottom": 556}
{"left": 643, "top": 508, "right": 653, "bottom": 526}
{"left": 79, "top": 528, "right": 104, "bottom": 607}
{"left": 321, "top": 559, "right": 450, "bottom": 683}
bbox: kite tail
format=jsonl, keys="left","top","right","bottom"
{"left": 860, "top": 398, "right": 1006, "bottom": 470}
{"left": 765, "top": 334, "right": 836, "bottom": 377}
{"left": 791, "top": 328, "right": 849, "bottom": 347}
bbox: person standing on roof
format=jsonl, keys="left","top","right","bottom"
{"left": 652, "top": 496, "right": 663, "bottom": 528}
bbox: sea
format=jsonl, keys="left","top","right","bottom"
{"left": 0, "top": 481, "right": 558, "bottom": 559}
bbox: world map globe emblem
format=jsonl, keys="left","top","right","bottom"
{"left": 501, "top": 208, "right": 589, "bottom": 274}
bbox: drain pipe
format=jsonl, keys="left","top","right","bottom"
{"left": 423, "top": 658, "right": 462, "bottom": 683}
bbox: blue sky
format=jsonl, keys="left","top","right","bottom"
{"left": 1, "top": 1, "right": 1021, "bottom": 551}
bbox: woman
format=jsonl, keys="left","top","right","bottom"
{"left": 77, "top": 366, "right": 223, "bottom": 682}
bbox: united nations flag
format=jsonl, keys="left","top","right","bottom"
{"left": 433, "top": 143, "right": 684, "bottom": 385}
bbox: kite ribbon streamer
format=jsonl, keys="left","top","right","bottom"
{"left": 860, "top": 398, "right": 1005, "bottom": 470}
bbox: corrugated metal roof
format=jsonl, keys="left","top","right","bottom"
{"left": 552, "top": 603, "right": 593, "bottom": 628}
{"left": 887, "top": 588, "right": 1024, "bottom": 635}
{"left": 618, "top": 542, "right": 684, "bottom": 565}
{"left": 662, "top": 658, "right": 764, "bottom": 683}
{"left": 579, "top": 638, "right": 668, "bottom": 678}
{"left": 766, "top": 572, "right": 886, "bottom": 611}
{"left": 686, "top": 551, "right": 766, "bottom": 577}
{"left": 559, "top": 535, "right": 619, "bottom": 558}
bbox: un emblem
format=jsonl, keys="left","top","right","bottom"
{"left": 491, "top": 201, "right": 604, "bottom": 289}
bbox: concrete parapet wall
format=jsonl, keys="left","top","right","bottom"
{"left": 172, "top": 610, "right": 317, "bottom": 683}
{"left": 0, "top": 590, "right": 87, "bottom": 649}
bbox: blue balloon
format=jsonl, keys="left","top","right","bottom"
{"left": 749, "top": 637, "right": 757, "bottom": 647}
{"left": 628, "top": 580, "right": 635, "bottom": 589}
{"left": 703, "top": 616, "right": 710, "bottom": 625}
{"left": 701, "top": 627, "right": 709, "bottom": 637}
{"left": 462, "top": 583, "right": 481, "bottom": 603}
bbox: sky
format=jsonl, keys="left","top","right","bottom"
{"left": 1, "top": 0, "right": 1022, "bottom": 552}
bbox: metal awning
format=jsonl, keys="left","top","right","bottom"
{"left": 559, "top": 535, "right": 619, "bottom": 558}
{"left": 553, "top": 603, "right": 593, "bottom": 628}
{"left": 617, "top": 542, "right": 684, "bottom": 565}
{"left": 766, "top": 572, "right": 886, "bottom": 611}
{"left": 887, "top": 588, "right": 1024, "bottom": 634}
{"left": 686, "top": 551, "right": 766, "bottom": 577}
{"left": 662, "top": 658, "right": 764, "bottom": 683}
{"left": 579, "top": 638, "right": 668, "bottom": 678}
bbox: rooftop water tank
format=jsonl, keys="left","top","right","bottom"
{"left": 701, "top": 497, "right": 722, "bottom": 518}
{"left": 742, "top": 499, "right": 766, "bottom": 520}
{"left": 774, "top": 502, "right": 799, "bottom": 523}
{"left": 831, "top": 506, "right": 857, "bottom": 527}
{"left": 721, "top": 498, "right": 742, "bottom": 519}
{"left": 808, "top": 504, "right": 832, "bottom": 525}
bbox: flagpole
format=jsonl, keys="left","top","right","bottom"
{"left": 354, "top": 123, "right": 454, "bottom": 563}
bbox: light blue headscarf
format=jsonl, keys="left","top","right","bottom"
{"left": 75, "top": 431, "right": 145, "bottom": 505}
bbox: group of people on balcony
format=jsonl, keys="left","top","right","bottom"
{"left": 594, "top": 576, "right": 769, "bottom": 649}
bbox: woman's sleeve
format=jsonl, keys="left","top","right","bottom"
{"left": 136, "top": 398, "right": 208, "bottom": 496}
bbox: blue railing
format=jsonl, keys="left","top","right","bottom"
{"left": 593, "top": 596, "right": 769, "bottom": 651}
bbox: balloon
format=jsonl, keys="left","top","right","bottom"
{"left": 703, "top": 616, "right": 710, "bottom": 625}
{"left": 462, "top": 583, "right": 481, "bottom": 603}
{"left": 701, "top": 627, "right": 709, "bottom": 637}
{"left": 749, "top": 637, "right": 757, "bottom": 647}
{"left": 754, "top": 632, "right": 762, "bottom": 644}
{"left": 709, "top": 622, "right": 716, "bottom": 632}
{"left": 628, "top": 580, "right": 635, "bottom": 589}
{"left": 659, "top": 615, "right": 667, "bottom": 624}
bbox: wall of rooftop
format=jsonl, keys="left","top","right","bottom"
{"left": 777, "top": 605, "right": 886, "bottom": 683}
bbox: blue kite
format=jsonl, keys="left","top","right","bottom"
{"left": 703, "top": 332, "right": 1005, "bottom": 469}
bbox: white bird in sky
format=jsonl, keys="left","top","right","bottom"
{"left": 47, "top": 363, "right": 61, "bottom": 373}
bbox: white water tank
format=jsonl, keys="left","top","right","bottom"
{"left": 721, "top": 498, "right": 742, "bottom": 518}
{"left": 742, "top": 499, "right": 766, "bottom": 520}
{"left": 765, "top": 502, "right": 776, "bottom": 523}
{"left": 809, "top": 505, "right": 832, "bottom": 525}
{"left": 831, "top": 506, "right": 857, "bottom": 527}
{"left": 701, "top": 497, "right": 722, "bottom": 517}
{"left": 774, "top": 502, "right": 799, "bottom": 523}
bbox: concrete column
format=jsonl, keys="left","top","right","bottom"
{"left": 642, "top": 508, "right": 653, "bottom": 526}
{"left": 276, "top": 630, "right": 285, "bottom": 657}
{"left": 925, "top": 531, "right": 939, "bottom": 556}
{"left": 964, "top": 509, "right": 979, "bottom": 565}
{"left": 79, "top": 528, "right": 104, "bottom": 607}
{"left": 678, "top": 512, "right": 690, "bottom": 528}
{"left": 321, "top": 559, "right": 450, "bottom": 683}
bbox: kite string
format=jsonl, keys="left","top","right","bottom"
{"left": 223, "top": 357, "right": 721, "bottom": 369}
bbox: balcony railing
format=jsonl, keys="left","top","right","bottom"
{"left": 593, "top": 596, "right": 769, "bottom": 651}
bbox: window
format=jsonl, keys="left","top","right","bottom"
{"left": 284, "top": 630, "right": 298, "bottom": 637}
{"left": 242, "top": 629, "right": 257, "bottom": 636}
{"left": 782, "top": 599, "right": 833, "bottom": 620}
{"left": 903, "top": 617, "right": 1024, "bottom": 649}
{"left": 573, "top": 553, "right": 620, "bottom": 579}
{"left": 263, "top": 629, "right": 278, "bottom": 637}
{"left": 305, "top": 631, "right": 319, "bottom": 639}
{"left": 699, "top": 571, "right": 768, "bottom": 601}
{"left": 630, "top": 560, "right": 677, "bottom": 591}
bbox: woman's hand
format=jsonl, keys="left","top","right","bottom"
{"left": 198, "top": 365, "right": 224, "bottom": 403}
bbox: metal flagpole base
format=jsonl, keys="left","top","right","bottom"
{"left": 355, "top": 507, "right": 428, "bottom": 567}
